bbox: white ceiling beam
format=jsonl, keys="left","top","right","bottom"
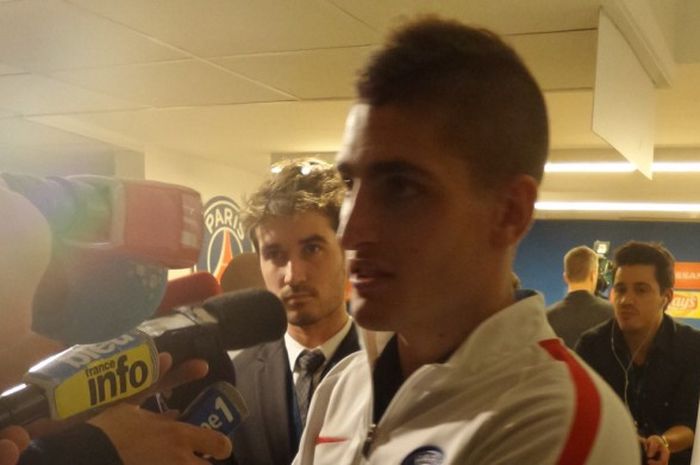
{"left": 600, "top": 0, "right": 677, "bottom": 87}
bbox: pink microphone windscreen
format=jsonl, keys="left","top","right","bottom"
{"left": 155, "top": 271, "right": 221, "bottom": 316}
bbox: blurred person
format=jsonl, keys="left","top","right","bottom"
{"left": 0, "top": 182, "right": 232, "bottom": 465}
{"left": 228, "top": 159, "right": 359, "bottom": 465}
{"left": 547, "top": 245, "right": 613, "bottom": 348}
{"left": 293, "top": 17, "right": 640, "bottom": 465}
{"left": 577, "top": 242, "right": 700, "bottom": 465}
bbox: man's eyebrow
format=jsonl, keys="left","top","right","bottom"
{"left": 337, "top": 160, "right": 431, "bottom": 178}
{"left": 299, "top": 234, "right": 328, "bottom": 245}
{"left": 260, "top": 243, "right": 280, "bottom": 253}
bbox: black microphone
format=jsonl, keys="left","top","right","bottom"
{"left": 0, "top": 289, "right": 285, "bottom": 428}
{"left": 139, "top": 288, "right": 287, "bottom": 364}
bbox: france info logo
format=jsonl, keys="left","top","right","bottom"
{"left": 196, "top": 196, "right": 254, "bottom": 280}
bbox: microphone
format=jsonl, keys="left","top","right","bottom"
{"left": 0, "top": 173, "right": 204, "bottom": 268}
{"left": 141, "top": 289, "right": 287, "bottom": 364}
{"left": 0, "top": 331, "right": 159, "bottom": 427}
{"left": 0, "top": 289, "right": 285, "bottom": 428}
{"left": 155, "top": 272, "right": 222, "bottom": 317}
{"left": 31, "top": 245, "right": 168, "bottom": 345}
{"left": 179, "top": 381, "right": 248, "bottom": 436}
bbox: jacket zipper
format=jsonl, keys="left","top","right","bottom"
{"left": 361, "top": 423, "right": 377, "bottom": 458}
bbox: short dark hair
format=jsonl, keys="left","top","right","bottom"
{"left": 357, "top": 16, "right": 549, "bottom": 187}
{"left": 613, "top": 241, "right": 675, "bottom": 292}
{"left": 241, "top": 158, "right": 345, "bottom": 250}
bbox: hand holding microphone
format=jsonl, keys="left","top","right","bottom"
{"left": 21, "top": 352, "right": 233, "bottom": 465}
{"left": 0, "top": 426, "right": 29, "bottom": 465}
{"left": 0, "top": 289, "right": 286, "bottom": 428}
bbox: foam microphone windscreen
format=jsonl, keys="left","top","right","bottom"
{"left": 32, "top": 245, "right": 167, "bottom": 345}
{"left": 155, "top": 272, "right": 221, "bottom": 316}
{"left": 202, "top": 289, "right": 287, "bottom": 350}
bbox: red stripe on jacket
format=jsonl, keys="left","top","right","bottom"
{"left": 539, "top": 339, "right": 601, "bottom": 465}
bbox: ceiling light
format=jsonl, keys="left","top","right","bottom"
{"left": 651, "top": 162, "right": 700, "bottom": 172}
{"left": 544, "top": 161, "right": 700, "bottom": 173}
{"left": 544, "top": 162, "right": 635, "bottom": 173}
{"left": 536, "top": 201, "right": 700, "bottom": 213}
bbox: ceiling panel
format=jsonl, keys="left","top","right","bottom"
{"left": 509, "top": 30, "right": 597, "bottom": 90}
{"left": 0, "top": 0, "right": 185, "bottom": 72}
{"left": 0, "top": 74, "right": 143, "bottom": 115}
{"left": 0, "top": 63, "right": 24, "bottom": 75}
{"left": 215, "top": 46, "right": 374, "bottom": 99}
{"left": 35, "top": 100, "right": 354, "bottom": 172}
{"left": 50, "top": 60, "right": 294, "bottom": 108}
{"left": 68, "top": 0, "right": 380, "bottom": 56}
{"left": 330, "top": 0, "right": 599, "bottom": 35}
{"left": 677, "top": 0, "right": 700, "bottom": 63}
{"left": 656, "top": 64, "right": 700, "bottom": 145}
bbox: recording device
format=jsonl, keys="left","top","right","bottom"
{"left": 179, "top": 382, "right": 248, "bottom": 436}
{"left": 155, "top": 272, "right": 222, "bottom": 317}
{"left": 32, "top": 247, "right": 167, "bottom": 345}
{"left": 0, "top": 173, "right": 204, "bottom": 268}
{"left": 0, "top": 289, "right": 286, "bottom": 428}
{"left": 593, "top": 240, "right": 613, "bottom": 298}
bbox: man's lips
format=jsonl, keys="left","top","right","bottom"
{"left": 284, "top": 292, "right": 314, "bottom": 301}
{"left": 348, "top": 259, "right": 393, "bottom": 295}
{"left": 617, "top": 308, "right": 638, "bottom": 318}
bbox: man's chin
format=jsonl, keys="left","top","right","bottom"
{"left": 286, "top": 310, "right": 319, "bottom": 328}
{"left": 351, "top": 301, "right": 391, "bottom": 332}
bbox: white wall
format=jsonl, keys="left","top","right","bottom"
{"left": 143, "top": 146, "right": 265, "bottom": 205}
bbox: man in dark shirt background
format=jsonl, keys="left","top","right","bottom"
{"left": 577, "top": 241, "right": 700, "bottom": 465}
{"left": 547, "top": 245, "right": 613, "bottom": 348}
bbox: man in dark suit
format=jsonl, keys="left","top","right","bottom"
{"left": 547, "top": 245, "right": 613, "bottom": 348}
{"left": 230, "top": 158, "right": 359, "bottom": 465}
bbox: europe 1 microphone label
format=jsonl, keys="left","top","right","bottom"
{"left": 179, "top": 382, "right": 248, "bottom": 436}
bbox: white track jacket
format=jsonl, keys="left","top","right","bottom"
{"left": 293, "top": 293, "right": 640, "bottom": 465}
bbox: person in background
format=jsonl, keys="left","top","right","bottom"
{"left": 228, "top": 158, "right": 359, "bottom": 465}
{"left": 0, "top": 182, "right": 232, "bottom": 465}
{"left": 577, "top": 241, "right": 700, "bottom": 465}
{"left": 293, "top": 16, "right": 640, "bottom": 465}
{"left": 547, "top": 245, "right": 613, "bottom": 348}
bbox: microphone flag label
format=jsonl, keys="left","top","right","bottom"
{"left": 179, "top": 381, "right": 249, "bottom": 436}
{"left": 24, "top": 330, "right": 158, "bottom": 420}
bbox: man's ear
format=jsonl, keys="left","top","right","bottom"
{"left": 661, "top": 288, "right": 674, "bottom": 311}
{"left": 490, "top": 174, "right": 538, "bottom": 248}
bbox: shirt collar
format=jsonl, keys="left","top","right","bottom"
{"left": 612, "top": 313, "right": 675, "bottom": 357}
{"left": 285, "top": 316, "right": 353, "bottom": 371}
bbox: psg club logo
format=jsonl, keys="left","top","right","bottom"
{"left": 401, "top": 446, "right": 444, "bottom": 465}
{"left": 196, "top": 196, "right": 254, "bottom": 281}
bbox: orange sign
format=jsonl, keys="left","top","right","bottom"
{"left": 675, "top": 262, "right": 700, "bottom": 290}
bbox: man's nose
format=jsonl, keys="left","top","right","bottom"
{"left": 618, "top": 292, "right": 633, "bottom": 305}
{"left": 338, "top": 183, "right": 377, "bottom": 251}
{"left": 283, "top": 257, "right": 307, "bottom": 285}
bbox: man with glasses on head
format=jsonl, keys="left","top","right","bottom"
{"left": 577, "top": 241, "right": 700, "bottom": 465}
{"left": 228, "top": 159, "right": 359, "bottom": 465}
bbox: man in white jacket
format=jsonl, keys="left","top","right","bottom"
{"left": 294, "top": 16, "right": 641, "bottom": 465}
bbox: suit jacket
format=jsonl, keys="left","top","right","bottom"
{"left": 229, "top": 324, "right": 360, "bottom": 465}
{"left": 546, "top": 290, "right": 613, "bottom": 348}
